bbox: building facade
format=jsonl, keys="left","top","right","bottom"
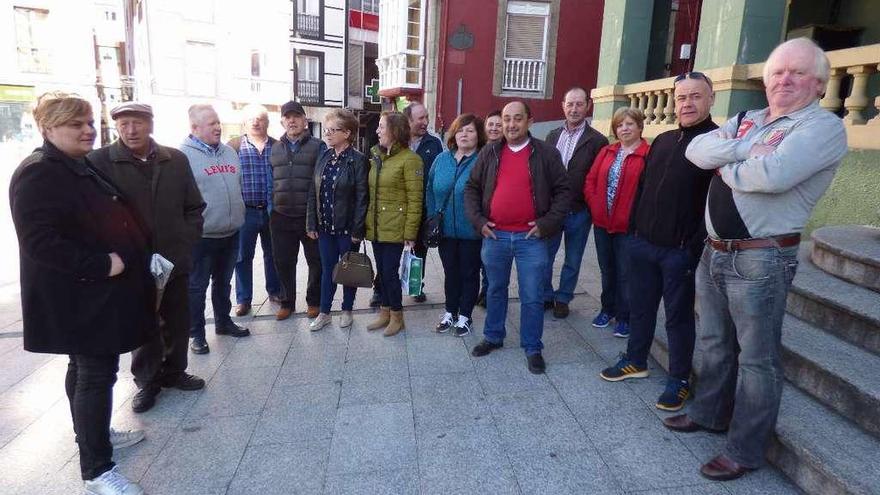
{"left": 347, "top": 0, "right": 382, "bottom": 151}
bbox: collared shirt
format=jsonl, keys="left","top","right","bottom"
{"left": 409, "top": 135, "right": 422, "bottom": 152}
{"left": 238, "top": 134, "right": 273, "bottom": 206}
{"left": 319, "top": 147, "right": 349, "bottom": 234}
{"left": 555, "top": 120, "right": 586, "bottom": 168}
{"left": 188, "top": 134, "right": 221, "bottom": 155}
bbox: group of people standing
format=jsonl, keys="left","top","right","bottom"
{"left": 10, "top": 37, "right": 847, "bottom": 494}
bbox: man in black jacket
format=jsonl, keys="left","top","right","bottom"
{"left": 464, "top": 101, "right": 570, "bottom": 375}
{"left": 88, "top": 102, "right": 207, "bottom": 413}
{"left": 269, "top": 101, "right": 326, "bottom": 320}
{"left": 598, "top": 73, "right": 717, "bottom": 413}
{"left": 543, "top": 87, "right": 608, "bottom": 319}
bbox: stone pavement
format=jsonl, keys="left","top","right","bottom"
{"left": 0, "top": 242, "right": 801, "bottom": 494}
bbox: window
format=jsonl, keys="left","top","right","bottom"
{"left": 502, "top": 1, "right": 549, "bottom": 93}
{"left": 350, "top": 0, "right": 379, "bottom": 14}
{"left": 348, "top": 44, "right": 364, "bottom": 97}
{"left": 14, "top": 7, "right": 50, "bottom": 73}
{"left": 251, "top": 50, "right": 261, "bottom": 77}
{"left": 405, "top": 0, "right": 423, "bottom": 85}
{"left": 296, "top": 54, "right": 321, "bottom": 104}
{"left": 298, "top": 0, "right": 319, "bottom": 15}
{"left": 296, "top": 0, "right": 321, "bottom": 37}
{"left": 185, "top": 41, "right": 217, "bottom": 96}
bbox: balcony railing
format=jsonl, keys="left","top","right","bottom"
{"left": 590, "top": 43, "right": 880, "bottom": 149}
{"left": 296, "top": 13, "right": 320, "bottom": 38}
{"left": 502, "top": 58, "right": 546, "bottom": 93}
{"left": 296, "top": 80, "right": 320, "bottom": 105}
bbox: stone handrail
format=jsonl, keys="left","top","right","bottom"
{"left": 590, "top": 43, "right": 880, "bottom": 148}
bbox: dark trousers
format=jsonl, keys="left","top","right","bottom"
{"left": 317, "top": 232, "right": 357, "bottom": 313}
{"left": 373, "top": 242, "right": 404, "bottom": 311}
{"left": 189, "top": 233, "right": 239, "bottom": 339}
{"left": 270, "top": 212, "right": 321, "bottom": 309}
{"left": 132, "top": 274, "right": 190, "bottom": 388}
{"left": 438, "top": 238, "right": 482, "bottom": 318}
{"left": 66, "top": 354, "right": 118, "bottom": 480}
{"left": 625, "top": 235, "right": 698, "bottom": 380}
{"left": 594, "top": 227, "right": 632, "bottom": 323}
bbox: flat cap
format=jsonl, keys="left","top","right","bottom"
{"left": 281, "top": 100, "right": 305, "bottom": 116}
{"left": 110, "top": 102, "right": 153, "bottom": 119}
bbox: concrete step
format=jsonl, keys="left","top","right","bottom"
{"left": 811, "top": 225, "right": 880, "bottom": 293}
{"left": 769, "top": 386, "right": 880, "bottom": 495}
{"left": 780, "top": 314, "right": 880, "bottom": 438}
{"left": 787, "top": 245, "right": 880, "bottom": 356}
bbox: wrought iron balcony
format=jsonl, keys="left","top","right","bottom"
{"left": 296, "top": 13, "right": 320, "bottom": 38}
{"left": 296, "top": 80, "right": 320, "bottom": 105}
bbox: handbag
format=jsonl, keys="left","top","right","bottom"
{"left": 422, "top": 163, "right": 465, "bottom": 248}
{"left": 332, "top": 242, "right": 374, "bottom": 288}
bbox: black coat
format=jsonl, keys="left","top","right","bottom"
{"left": 10, "top": 141, "right": 156, "bottom": 355}
{"left": 306, "top": 147, "right": 369, "bottom": 238}
{"left": 544, "top": 123, "right": 608, "bottom": 212}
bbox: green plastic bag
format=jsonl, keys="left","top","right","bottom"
{"left": 399, "top": 249, "right": 424, "bottom": 297}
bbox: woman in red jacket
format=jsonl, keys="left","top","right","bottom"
{"left": 584, "top": 107, "right": 649, "bottom": 338}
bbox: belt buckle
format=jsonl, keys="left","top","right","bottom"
{"left": 724, "top": 240, "right": 734, "bottom": 252}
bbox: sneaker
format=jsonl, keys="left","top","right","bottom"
{"left": 591, "top": 312, "right": 613, "bottom": 328}
{"left": 309, "top": 313, "right": 331, "bottom": 332}
{"left": 599, "top": 354, "right": 648, "bottom": 382}
{"left": 656, "top": 378, "right": 690, "bottom": 411}
{"left": 339, "top": 310, "right": 354, "bottom": 328}
{"left": 130, "top": 385, "right": 160, "bottom": 414}
{"left": 189, "top": 336, "right": 209, "bottom": 354}
{"left": 109, "top": 428, "right": 145, "bottom": 449}
{"left": 83, "top": 465, "right": 144, "bottom": 495}
{"left": 613, "top": 321, "right": 630, "bottom": 338}
{"left": 160, "top": 373, "right": 205, "bottom": 391}
{"left": 435, "top": 312, "right": 454, "bottom": 333}
{"left": 452, "top": 315, "right": 471, "bottom": 337}
{"left": 471, "top": 340, "right": 503, "bottom": 357}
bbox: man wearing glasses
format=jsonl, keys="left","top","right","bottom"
{"left": 599, "top": 71, "right": 717, "bottom": 413}
{"left": 669, "top": 38, "right": 847, "bottom": 481}
{"left": 268, "top": 101, "right": 326, "bottom": 320}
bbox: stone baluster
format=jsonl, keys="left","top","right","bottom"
{"left": 637, "top": 93, "right": 647, "bottom": 120}
{"left": 663, "top": 88, "right": 676, "bottom": 124}
{"left": 820, "top": 68, "right": 845, "bottom": 113}
{"left": 843, "top": 65, "right": 876, "bottom": 125}
{"left": 868, "top": 65, "right": 880, "bottom": 126}
{"left": 653, "top": 91, "right": 666, "bottom": 124}
{"left": 629, "top": 94, "right": 638, "bottom": 110}
{"left": 645, "top": 92, "right": 657, "bottom": 124}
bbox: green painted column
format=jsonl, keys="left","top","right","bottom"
{"left": 592, "top": 0, "right": 656, "bottom": 134}
{"left": 694, "top": 0, "right": 788, "bottom": 118}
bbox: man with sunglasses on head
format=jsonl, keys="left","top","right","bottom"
{"left": 599, "top": 71, "right": 717, "bottom": 413}
{"left": 668, "top": 38, "right": 847, "bottom": 482}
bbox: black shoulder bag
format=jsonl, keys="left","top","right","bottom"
{"left": 421, "top": 163, "right": 465, "bottom": 248}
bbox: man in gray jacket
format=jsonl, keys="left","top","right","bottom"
{"left": 667, "top": 38, "right": 848, "bottom": 481}
{"left": 181, "top": 104, "right": 250, "bottom": 355}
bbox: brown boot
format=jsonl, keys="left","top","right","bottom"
{"left": 276, "top": 306, "right": 292, "bottom": 321}
{"left": 383, "top": 310, "right": 405, "bottom": 336}
{"left": 306, "top": 306, "right": 320, "bottom": 318}
{"left": 366, "top": 307, "right": 390, "bottom": 330}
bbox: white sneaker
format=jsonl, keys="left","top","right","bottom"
{"left": 109, "top": 428, "right": 145, "bottom": 449}
{"left": 309, "top": 313, "right": 331, "bottom": 332}
{"left": 83, "top": 465, "right": 144, "bottom": 495}
{"left": 339, "top": 311, "right": 353, "bottom": 328}
{"left": 435, "top": 312, "right": 454, "bottom": 333}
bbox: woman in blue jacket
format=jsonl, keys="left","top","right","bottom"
{"left": 426, "top": 114, "right": 486, "bottom": 336}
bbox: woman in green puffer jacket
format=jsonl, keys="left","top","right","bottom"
{"left": 365, "top": 111, "right": 424, "bottom": 336}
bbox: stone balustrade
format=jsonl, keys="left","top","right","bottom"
{"left": 590, "top": 43, "right": 880, "bottom": 149}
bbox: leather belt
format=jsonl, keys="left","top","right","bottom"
{"left": 706, "top": 233, "right": 801, "bottom": 252}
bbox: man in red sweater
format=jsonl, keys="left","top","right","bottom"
{"left": 463, "top": 101, "right": 570, "bottom": 374}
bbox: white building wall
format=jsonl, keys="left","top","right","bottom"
{"left": 291, "top": 0, "right": 347, "bottom": 125}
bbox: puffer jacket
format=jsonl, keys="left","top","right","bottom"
{"left": 306, "top": 146, "right": 369, "bottom": 238}
{"left": 426, "top": 150, "right": 480, "bottom": 240}
{"left": 365, "top": 144, "right": 424, "bottom": 243}
{"left": 270, "top": 132, "right": 324, "bottom": 219}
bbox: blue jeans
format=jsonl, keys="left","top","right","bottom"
{"left": 689, "top": 244, "right": 798, "bottom": 468}
{"left": 317, "top": 232, "right": 357, "bottom": 314}
{"left": 189, "top": 233, "right": 239, "bottom": 339}
{"left": 482, "top": 230, "right": 548, "bottom": 355}
{"left": 593, "top": 227, "right": 631, "bottom": 322}
{"left": 625, "top": 235, "right": 698, "bottom": 380}
{"left": 543, "top": 209, "right": 591, "bottom": 304}
{"left": 235, "top": 207, "right": 280, "bottom": 304}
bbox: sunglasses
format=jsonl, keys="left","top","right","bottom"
{"left": 674, "top": 71, "right": 711, "bottom": 86}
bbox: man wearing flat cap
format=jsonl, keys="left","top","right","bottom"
{"left": 268, "top": 101, "right": 325, "bottom": 320}
{"left": 88, "top": 102, "right": 208, "bottom": 414}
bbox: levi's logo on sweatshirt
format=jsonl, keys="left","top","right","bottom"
{"left": 204, "top": 164, "right": 238, "bottom": 175}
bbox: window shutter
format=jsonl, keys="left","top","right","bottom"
{"left": 505, "top": 14, "right": 545, "bottom": 60}
{"left": 348, "top": 44, "right": 364, "bottom": 96}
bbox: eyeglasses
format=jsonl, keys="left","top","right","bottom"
{"left": 674, "top": 71, "right": 711, "bottom": 86}
{"left": 323, "top": 127, "right": 344, "bottom": 135}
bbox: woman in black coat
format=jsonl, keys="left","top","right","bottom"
{"left": 306, "top": 108, "right": 369, "bottom": 331}
{"left": 9, "top": 92, "right": 154, "bottom": 494}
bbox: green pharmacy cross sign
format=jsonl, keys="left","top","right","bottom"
{"left": 365, "top": 79, "right": 381, "bottom": 104}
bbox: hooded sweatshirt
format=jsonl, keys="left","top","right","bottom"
{"left": 180, "top": 135, "right": 245, "bottom": 238}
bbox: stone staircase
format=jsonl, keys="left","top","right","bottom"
{"left": 649, "top": 225, "right": 880, "bottom": 495}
